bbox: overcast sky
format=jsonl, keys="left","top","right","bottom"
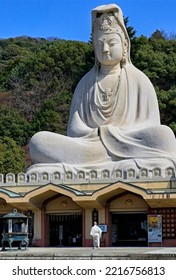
{"left": 0, "top": 0, "right": 176, "bottom": 41}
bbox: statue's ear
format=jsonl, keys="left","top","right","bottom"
{"left": 121, "top": 38, "right": 128, "bottom": 68}
{"left": 123, "top": 38, "right": 128, "bottom": 54}
{"left": 94, "top": 57, "right": 100, "bottom": 68}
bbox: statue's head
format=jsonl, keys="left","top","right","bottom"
{"left": 92, "top": 4, "right": 130, "bottom": 67}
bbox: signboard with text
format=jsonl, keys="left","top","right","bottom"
{"left": 148, "top": 214, "right": 162, "bottom": 243}
{"left": 98, "top": 224, "right": 107, "bottom": 232}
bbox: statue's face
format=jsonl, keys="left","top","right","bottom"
{"left": 93, "top": 32, "right": 123, "bottom": 66}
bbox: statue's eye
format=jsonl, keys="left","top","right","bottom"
{"left": 109, "top": 40, "right": 118, "bottom": 47}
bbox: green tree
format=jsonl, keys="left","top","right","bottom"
{"left": 0, "top": 137, "right": 25, "bottom": 174}
{"left": 150, "top": 29, "right": 166, "bottom": 41}
{"left": 157, "top": 86, "right": 176, "bottom": 132}
{"left": 124, "top": 17, "right": 136, "bottom": 40}
{"left": 4, "top": 39, "right": 94, "bottom": 121}
{"left": 31, "top": 90, "right": 72, "bottom": 135}
{"left": 0, "top": 105, "right": 30, "bottom": 145}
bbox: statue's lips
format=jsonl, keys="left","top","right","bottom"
{"left": 101, "top": 54, "right": 111, "bottom": 61}
{"left": 102, "top": 54, "right": 110, "bottom": 58}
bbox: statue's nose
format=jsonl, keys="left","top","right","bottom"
{"left": 102, "top": 42, "right": 109, "bottom": 54}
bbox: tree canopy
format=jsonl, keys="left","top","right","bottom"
{"left": 0, "top": 137, "right": 25, "bottom": 174}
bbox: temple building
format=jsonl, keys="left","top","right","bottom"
{"left": 0, "top": 167, "right": 176, "bottom": 247}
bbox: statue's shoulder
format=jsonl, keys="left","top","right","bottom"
{"left": 126, "top": 64, "right": 154, "bottom": 87}
{"left": 75, "top": 67, "right": 96, "bottom": 90}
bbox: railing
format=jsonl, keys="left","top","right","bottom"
{"left": 0, "top": 166, "right": 175, "bottom": 187}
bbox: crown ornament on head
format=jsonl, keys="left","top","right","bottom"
{"left": 93, "top": 11, "right": 124, "bottom": 36}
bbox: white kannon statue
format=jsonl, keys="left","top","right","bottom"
{"left": 28, "top": 4, "right": 176, "bottom": 175}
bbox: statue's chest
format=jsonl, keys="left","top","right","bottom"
{"left": 96, "top": 73, "right": 120, "bottom": 102}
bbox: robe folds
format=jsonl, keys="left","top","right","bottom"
{"left": 29, "top": 64, "right": 176, "bottom": 174}
{"left": 67, "top": 64, "right": 176, "bottom": 161}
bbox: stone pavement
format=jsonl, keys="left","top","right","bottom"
{"left": 0, "top": 246, "right": 176, "bottom": 259}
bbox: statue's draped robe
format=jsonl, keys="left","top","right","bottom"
{"left": 67, "top": 65, "right": 176, "bottom": 165}
{"left": 29, "top": 64, "right": 176, "bottom": 173}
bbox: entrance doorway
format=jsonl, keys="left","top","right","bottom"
{"left": 48, "top": 213, "right": 82, "bottom": 247}
{"left": 111, "top": 212, "right": 147, "bottom": 246}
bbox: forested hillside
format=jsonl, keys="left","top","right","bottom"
{"left": 0, "top": 28, "right": 176, "bottom": 174}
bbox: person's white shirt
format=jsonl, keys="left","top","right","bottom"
{"left": 90, "top": 222, "right": 102, "bottom": 248}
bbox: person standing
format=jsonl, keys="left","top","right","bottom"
{"left": 90, "top": 221, "right": 102, "bottom": 249}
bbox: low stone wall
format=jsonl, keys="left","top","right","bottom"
{"left": 0, "top": 166, "right": 175, "bottom": 187}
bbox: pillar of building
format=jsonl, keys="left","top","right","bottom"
{"left": 33, "top": 209, "right": 42, "bottom": 246}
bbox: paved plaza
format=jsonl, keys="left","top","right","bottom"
{"left": 0, "top": 246, "right": 176, "bottom": 259}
